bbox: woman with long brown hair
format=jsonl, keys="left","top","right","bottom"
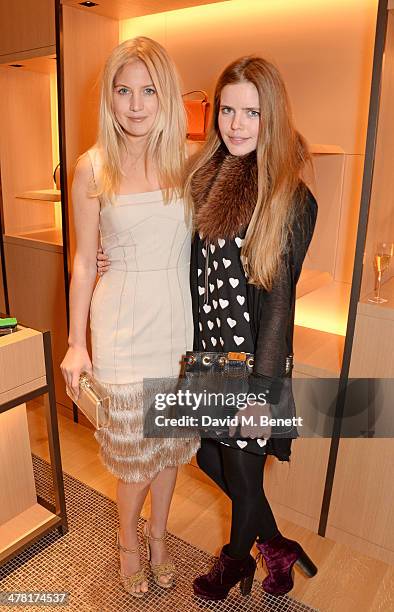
{"left": 184, "top": 55, "right": 318, "bottom": 600}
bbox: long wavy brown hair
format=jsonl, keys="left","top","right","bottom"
{"left": 184, "top": 56, "right": 311, "bottom": 290}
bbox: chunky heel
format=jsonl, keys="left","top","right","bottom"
{"left": 294, "top": 550, "right": 318, "bottom": 577}
{"left": 193, "top": 545, "right": 257, "bottom": 601}
{"left": 239, "top": 571, "right": 255, "bottom": 596}
{"left": 256, "top": 532, "right": 318, "bottom": 596}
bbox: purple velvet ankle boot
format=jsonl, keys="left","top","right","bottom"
{"left": 193, "top": 545, "right": 256, "bottom": 601}
{"left": 256, "top": 533, "right": 317, "bottom": 596}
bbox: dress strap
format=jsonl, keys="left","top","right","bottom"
{"left": 86, "top": 147, "right": 100, "bottom": 190}
{"left": 86, "top": 147, "right": 109, "bottom": 209}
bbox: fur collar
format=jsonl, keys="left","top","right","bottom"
{"left": 191, "top": 144, "right": 258, "bottom": 241}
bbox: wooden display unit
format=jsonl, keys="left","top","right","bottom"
{"left": 0, "top": 45, "right": 69, "bottom": 408}
{"left": 0, "top": 326, "right": 67, "bottom": 565}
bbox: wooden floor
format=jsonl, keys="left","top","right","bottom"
{"left": 26, "top": 399, "right": 394, "bottom": 612}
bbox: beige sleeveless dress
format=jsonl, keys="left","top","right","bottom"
{"left": 87, "top": 147, "right": 199, "bottom": 482}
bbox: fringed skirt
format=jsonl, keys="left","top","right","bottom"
{"left": 94, "top": 381, "right": 200, "bottom": 483}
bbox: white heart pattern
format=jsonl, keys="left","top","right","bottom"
{"left": 198, "top": 286, "right": 205, "bottom": 295}
{"left": 220, "top": 337, "right": 224, "bottom": 346}
{"left": 208, "top": 267, "right": 211, "bottom": 276}
{"left": 218, "top": 238, "right": 225, "bottom": 248}
{"left": 235, "top": 236, "right": 244, "bottom": 248}
{"left": 202, "top": 248, "right": 206, "bottom": 257}
{"left": 213, "top": 261, "right": 218, "bottom": 270}
{"left": 198, "top": 268, "right": 202, "bottom": 277}
{"left": 237, "top": 295, "right": 245, "bottom": 306}
{"left": 234, "top": 335, "right": 245, "bottom": 346}
{"left": 209, "top": 283, "right": 215, "bottom": 293}
{"left": 257, "top": 439, "right": 267, "bottom": 447}
{"left": 229, "top": 277, "right": 239, "bottom": 288}
{"left": 212, "top": 299, "right": 218, "bottom": 309}
{"left": 203, "top": 304, "right": 211, "bottom": 313}
{"left": 227, "top": 317, "right": 236, "bottom": 328}
{"left": 237, "top": 440, "right": 248, "bottom": 449}
{"left": 210, "top": 244, "right": 216, "bottom": 254}
{"left": 211, "top": 337, "right": 217, "bottom": 347}
{"left": 202, "top": 339, "right": 206, "bottom": 349}
{"left": 216, "top": 317, "right": 221, "bottom": 328}
{"left": 217, "top": 279, "right": 224, "bottom": 289}
{"left": 244, "top": 312, "right": 250, "bottom": 322}
{"left": 207, "top": 320, "right": 214, "bottom": 330}
{"left": 219, "top": 299, "right": 229, "bottom": 309}
{"left": 199, "top": 322, "right": 202, "bottom": 331}
{"left": 223, "top": 258, "right": 231, "bottom": 269}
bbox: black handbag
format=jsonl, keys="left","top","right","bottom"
{"left": 179, "top": 351, "right": 298, "bottom": 440}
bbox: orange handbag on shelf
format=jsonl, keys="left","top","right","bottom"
{"left": 182, "top": 90, "right": 211, "bottom": 141}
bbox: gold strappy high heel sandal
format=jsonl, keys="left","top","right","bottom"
{"left": 144, "top": 522, "right": 176, "bottom": 589}
{"left": 116, "top": 529, "right": 148, "bottom": 598}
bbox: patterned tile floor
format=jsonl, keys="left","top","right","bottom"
{"left": 0, "top": 456, "right": 319, "bottom": 611}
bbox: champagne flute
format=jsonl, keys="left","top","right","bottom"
{"left": 368, "top": 242, "right": 393, "bottom": 303}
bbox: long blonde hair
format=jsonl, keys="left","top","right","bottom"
{"left": 95, "top": 37, "right": 186, "bottom": 203}
{"left": 184, "top": 56, "right": 311, "bottom": 290}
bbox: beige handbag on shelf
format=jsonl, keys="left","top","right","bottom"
{"left": 182, "top": 90, "right": 211, "bottom": 140}
{"left": 66, "top": 372, "right": 110, "bottom": 430}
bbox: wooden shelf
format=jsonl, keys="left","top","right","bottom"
{"left": 294, "top": 325, "right": 344, "bottom": 377}
{"left": 297, "top": 268, "right": 333, "bottom": 299}
{"left": 309, "top": 143, "right": 345, "bottom": 155}
{"left": 0, "top": 503, "right": 59, "bottom": 561}
{"left": 16, "top": 189, "right": 61, "bottom": 202}
{"left": 295, "top": 279, "right": 351, "bottom": 336}
{"left": 4, "top": 228, "right": 63, "bottom": 251}
{"left": 292, "top": 272, "right": 349, "bottom": 375}
{"left": 0, "top": 327, "right": 46, "bottom": 406}
{"left": 359, "top": 276, "right": 394, "bottom": 320}
{"left": 0, "top": 328, "right": 68, "bottom": 564}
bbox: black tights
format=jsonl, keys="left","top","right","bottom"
{"left": 196, "top": 438, "right": 279, "bottom": 559}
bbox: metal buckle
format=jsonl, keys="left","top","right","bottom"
{"left": 246, "top": 357, "right": 254, "bottom": 368}
{"left": 285, "top": 354, "right": 293, "bottom": 374}
{"left": 187, "top": 354, "right": 196, "bottom": 365}
{"left": 202, "top": 355, "right": 212, "bottom": 366}
{"left": 218, "top": 356, "right": 226, "bottom": 367}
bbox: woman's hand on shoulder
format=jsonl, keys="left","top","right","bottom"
{"left": 60, "top": 345, "right": 92, "bottom": 399}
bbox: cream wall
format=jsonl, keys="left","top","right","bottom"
{"left": 120, "top": 0, "right": 377, "bottom": 154}
{"left": 360, "top": 9, "right": 394, "bottom": 298}
{"left": 119, "top": 0, "right": 378, "bottom": 286}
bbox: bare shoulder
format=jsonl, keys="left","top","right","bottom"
{"left": 71, "top": 150, "right": 100, "bottom": 217}
{"left": 73, "top": 151, "right": 94, "bottom": 186}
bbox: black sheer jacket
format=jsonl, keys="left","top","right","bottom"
{"left": 190, "top": 187, "right": 318, "bottom": 404}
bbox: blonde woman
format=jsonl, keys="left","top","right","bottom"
{"left": 61, "top": 37, "right": 199, "bottom": 597}
{"left": 183, "top": 56, "right": 318, "bottom": 600}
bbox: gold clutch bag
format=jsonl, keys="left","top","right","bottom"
{"left": 66, "top": 372, "right": 110, "bottom": 430}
